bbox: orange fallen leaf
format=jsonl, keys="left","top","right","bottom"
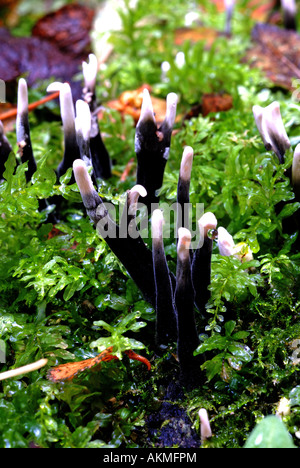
{"left": 47, "top": 346, "right": 151, "bottom": 382}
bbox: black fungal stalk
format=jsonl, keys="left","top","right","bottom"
{"left": 135, "top": 88, "right": 178, "bottom": 211}
{"left": 175, "top": 227, "right": 201, "bottom": 386}
{"left": 151, "top": 209, "right": 177, "bottom": 347}
{"left": 73, "top": 159, "right": 157, "bottom": 307}
{"left": 16, "top": 78, "right": 37, "bottom": 182}
{"left": 191, "top": 212, "right": 217, "bottom": 314}
{"left": 82, "top": 54, "right": 111, "bottom": 180}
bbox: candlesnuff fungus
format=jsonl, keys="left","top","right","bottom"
{"left": 0, "top": 120, "right": 12, "bottom": 180}
{"left": 224, "top": 0, "right": 235, "bottom": 35}
{"left": 281, "top": 0, "right": 297, "bottom": 30}
{"left": 217, "top": 226, "right": 253, "bottom": 263}
{"left": 73, "top": 159, "right": 157, "bottom": 307}
{"left": 177, "top": 146, "right": 194, "bottom": 234}
{"left": 175, "top": 227, "right": 201, "bottom": 385}
{"left": 198, "top": 408, "right": 212, "bottom": 442}
{"left": 151, "top": 208, "right": 177, "bottom": 346}
{"left": 135, "top": 88, "right": 178, "bottom": 211}
{"left": 47, "top": 81, "right": 80, "bottom": 181}
{"left": 252, "top": 101, "right": 290, "bottom": 164}
{"left": 82, "top": 53, "right": 98, "bottom": 111}
{"left": 82, "top": 53, "right": 111, "bottom": 180}
{"left": 192, "top": 212, "right": 217, "bottom": 313}
{"left": 119, "top": 183, "right": 147, "bottom": 239}
{"left": 292, "top": 143, "right": 300, "bottom": 200}
{"left": 216, "top": 226, "right": 235, "bottom": 256}
{"left": 16, "top": 78, "right": 37, "bottom": 182}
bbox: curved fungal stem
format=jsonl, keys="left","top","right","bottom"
{"left": 73, "top": 159, "right": 157, "bottom": 306}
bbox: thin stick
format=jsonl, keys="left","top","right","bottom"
{"left": 0, "top": 358, "right": 48, "bottom": 381}
{"left": 0, "top": 91, "right": 60, "bottom": 122}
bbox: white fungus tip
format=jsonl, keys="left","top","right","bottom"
{"left": 180, "top": 146, "right": 194, "bottom": 181}
{"left": 60, "top": 83, "right": 75, "bottom": 132}
{"left": 75, "top": 99, "right": 91, "bottom": 141}
{"left": 82, "top": 53, "right": 98, "bottom": 91}
{"left": 17, "top": 78, "right": 28, "bottom": 116}
{"left": 198, "top": 212, "right": 218, "bottom": 238}
{"left": 73, "top": 159, "right": 95, "bottom": 195}
{"left": 165, "top": 92, "right": 178, "bottom": 128}
{"left": 177, "top": 227, "right": 192, "bottom": 260}
{"left": 128, "top": 184, "right": 147, "bottom": 214}
{"left": 46, "top": 81, "right": 64, "bottom": 93}
{"left": 217, "top": 226, "right": 235, "bottom": 256}
{"left": 129, "top": 184, "right": 147, "bottom": 200}
{"left": 281, "top": 0, "right": 297, "bottom": 15}
{"left": 292, "top": 143, "right": 300, "bottom": 191}
{"left": 198, "top": 408, "right": 212, "bottom": 441}
{"left": 137, "top": 88, "right": 156, "bottom": 126}
{"left": 151, "top": 209, "right": 164, "bottom": 241}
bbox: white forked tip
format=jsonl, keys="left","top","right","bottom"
{"left": 198, "top": 408, "right": 212, "bottom": 441}
{"left": 137, "top": 88, "right": 156, "bottom": 125}
{"left": 151, "top": 209, "right": 164, "bottom": 241}
{"left": 73, "top": 159, "right": 94, "bottom": 195}
{"left": 17, "top": 78, "right": 28, "bottom": 115}
{"left": 180, "top": 146, "right": 194, "bottom": 181}
{"left": 217, "top": 226, "right": 235, "bottom": 256}
{"left": 75, "top": 99, "right": 91, "bottom": 141}
{"left": 198, "top": 212, "right": 217, "bottom": 238}
{"left": 177, "top": 227, "right": 192, "bottom": 260}
{"left": 253, "top": 101, "right": 290, "bottom": 159}
{"left": 165, "top": 92, "right": 178, "bottom": 127}
{"left": 82, "top": 53, "right": 98, "bottom": 91}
